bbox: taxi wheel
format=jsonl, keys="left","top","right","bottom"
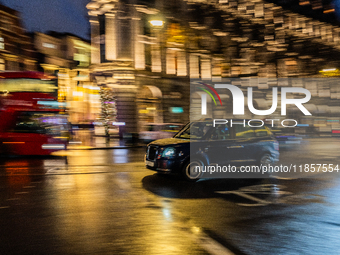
{"left": 259, "top": 153, "right": 273, "bottom": 178}
{"left": 181, "top": 159, "right": 203, "bottom": 182}
{"left": 259, "top": 153, "right": 273, "bottom": 166}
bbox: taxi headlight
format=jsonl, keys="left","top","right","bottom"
{"left": 162, "top": 147, "right": 176, "bottom": 158}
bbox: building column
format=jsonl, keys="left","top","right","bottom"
{"left": 166, "top": 48, "right": 176, "bottom": 75}
{"left": 177, "top": 50, "right": 187, "bottom": 76}
{"left": 90, "top": 17, "right": 100, "bottom": 64}
{"left": 201, "top": 57, "right": 212, "bottom": 80}
{"left": 190, "top": 54, "right": 200, "bottom": 78}
{"left": 105, "top": 13, "right": 117, "bottom": 61}
{"left": 133, "top": 12, "right": 145, "bottom": 70}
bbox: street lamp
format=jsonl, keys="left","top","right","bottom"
{"left": 149, "top": 20, "right": 164, "bottom": 27}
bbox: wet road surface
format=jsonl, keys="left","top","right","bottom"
{"left": 0, "top": 138, "right": 340, "bottom": 254}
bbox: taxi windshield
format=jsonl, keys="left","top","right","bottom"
{"left": 174, "top": 122, "right": 212, "bottom": 140}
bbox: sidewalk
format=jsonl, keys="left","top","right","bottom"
{"left": 67, "top": 136, "right": 145, "bottom": 150}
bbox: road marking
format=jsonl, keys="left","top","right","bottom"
{"left": 6, "top": 198, "right": 20, "bottom": 201}
{"left": 15, "top": 192, "right": 29, "bottom": 195}
{"left": 216, "top": 184, "right": 288, "bottom": 206}
{"left": 0, "top": 206, "right": 10, "bottom": 209}
{"left": 190, "top": 228, "right": 235, "bottom": 255}
{"left": 216, "top": 184, "right": 323, "bottom": 206}
{"left": 225, "top": 191, "right": 271, "bottom": 205}
{"left": 271, "top": 176, "right": 296, "bottom": 180}
{"left": 45, "top": 166, "right": 109, "bottom": 175}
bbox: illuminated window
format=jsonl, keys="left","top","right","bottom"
{"left": 166, "top": 49, "right": 186, "bottom": 76}
{"left": 0, "top": 37, "right": 4, "bottom": 50}
{"left": 0, "top": 59, "right": 5, "bottom": 71}
{"left": 42, "top": 42, "right": 56, "bottom": 49}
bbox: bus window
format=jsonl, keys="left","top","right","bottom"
{"left": 13, "top": 112, "right": 46, "bottom": 133}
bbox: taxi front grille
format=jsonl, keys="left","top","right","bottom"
{"left": 147, "top": 146, "right": 158, "bottom": 160}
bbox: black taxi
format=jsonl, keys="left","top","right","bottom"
{"left": 145, "top": 120, "right": 279, "bottom": 181}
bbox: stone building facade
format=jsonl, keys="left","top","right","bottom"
{"left": 0, "top": 4, "right": 36, "bottom": 71}
{"left": 87, "top": 0, "right": 340, "bottom": 136}
{"left": 87, "top": 0, "right": 191, "bottom": 136}
{"left": 31, "top": 32, "right": 98, "bottom": 123}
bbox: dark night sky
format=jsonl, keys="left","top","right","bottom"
{"left": 1, "top": 0, "right": 340, "bottom": 41}
{"left": 0, "top": 0, "right": 91, "bottom": 40}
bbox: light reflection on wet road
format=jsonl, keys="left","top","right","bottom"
{"left": 0, "top": 138, "right": 340, "bottom": 254}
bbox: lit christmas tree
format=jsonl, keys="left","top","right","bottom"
{"left": 99, "top": 87, "right": 117, "bottom": 137}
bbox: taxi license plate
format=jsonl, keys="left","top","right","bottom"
{"left": 146, "top": 160, "right": 154, "bottom": 167}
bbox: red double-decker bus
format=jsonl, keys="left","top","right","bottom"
{"left": 0, "top": 72, "right": 69, "bottom": 156}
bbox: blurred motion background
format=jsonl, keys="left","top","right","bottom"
{"left": 2, "top": 0, "right": 340, "bottom": 150}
